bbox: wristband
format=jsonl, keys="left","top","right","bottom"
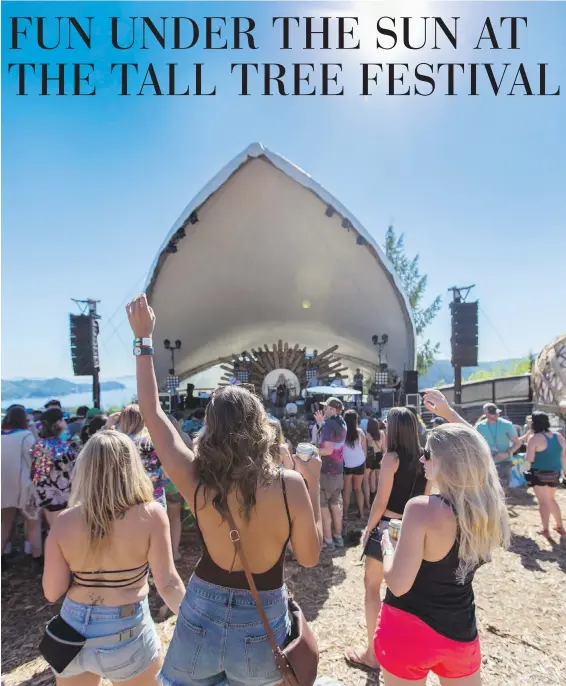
{"left": 133, "top": 337, "right": 153, "bottom": 347}
{"left": 133, "top": 345, "right": 154, "bottom": 356}
{"left": 382, "top": 548, "right": 394, "bottom": 557}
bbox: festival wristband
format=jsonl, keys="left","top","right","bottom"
{"left": 133, "top": 337, "right": 153, "bottom": 347}
{"left": 382, "top": 548, "right": 394, "bottom": 557}
{"left": 133, "top": 346, "right": 154, "bottom": 356}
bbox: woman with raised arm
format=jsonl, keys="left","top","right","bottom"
{"left": 126, "top": 295, "right": 322, "bottom": 686}
{"left": 347, "top": 407, "right": 429, "bottom": 673}
{"left": 374, "top": 390, "right": 510, "bottom": 685}
{"left": 42, "top": 430, "right": 185, "bottom": 685}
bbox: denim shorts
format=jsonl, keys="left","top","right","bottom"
{"left": 160, "top": 574, "right": 291, "bottom": 686}
{"left": 55, "top": 596, "right": 161, "bottom": 681}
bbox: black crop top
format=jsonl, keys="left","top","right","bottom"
{"left": 194, "top": 473, "right": 292, "bottom": 592}
{"left": 387, "top": 457, "right": 427, "bottom": 515}
{"left": 71, "top": 562, "right": 149, "bottom": 588}
{"left": 384, "top": 495, "right": 478, "bottom": 642}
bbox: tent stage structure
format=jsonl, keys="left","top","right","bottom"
{"left": 145, "top": 143, "right": 416, "bottom": 395}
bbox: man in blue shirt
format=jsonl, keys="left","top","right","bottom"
{"left": 476, "top": 403, "right": 521, "bottom": 489}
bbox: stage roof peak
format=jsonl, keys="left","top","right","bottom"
{"left": 145, "top": 144, "right": 416, "bottom": 384}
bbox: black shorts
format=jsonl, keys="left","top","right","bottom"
{"left": 344, "top": 463, "right": 365, "bottom": 476}
{"left": 366, "top": 450, "right": 383, "bottom": 471}
{"left": 528, "top": 469, "right": 561, "bottom": 488}
{"left": 364, "top": 518, "right": 391, "bottom": 562}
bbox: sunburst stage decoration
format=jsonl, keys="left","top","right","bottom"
{"left": 531, "top": 334, "right": 566, "bottom": 418}
{"left": 218, "top": 342, "right": 349, "bottom": 400}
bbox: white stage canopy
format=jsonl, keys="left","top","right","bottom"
{"left": 145, "top": 143, "right": 416, "bottom": 387}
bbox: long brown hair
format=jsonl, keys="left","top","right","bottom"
{"left": 2, "top": 405, "right": 28, "bottom": 431}
{"left": 195, "top": 385, "right": 279, "bottom": 520}
{"left": 344, "top": 409, "right": 360, "bottom": 447}
{"left": 386, "top": 407, "right": 421, "bottom": 469}
{"left": 366, "top": 417, "right": 381, "bottom": 442}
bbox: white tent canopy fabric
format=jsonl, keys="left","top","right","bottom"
{"left": 305, "top": 387, "right": 362, "bottom": 396}
{"left": 146, "top": 143, "right": 416, "bottom": 386}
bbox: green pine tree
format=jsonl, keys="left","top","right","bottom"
{"left": 384, "top": 225, "right": 442, "bottom": 375}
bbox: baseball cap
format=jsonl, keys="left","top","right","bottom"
{"left": 86, "top": 407, "right": 103, "bottom": 419}
{"left": 321, "top": 397, "right": 344, "bottom": 412}
{"left": 482, "top": 403, "right": 500, "bottom": 416}
{"left": 286, "top": 402, "right": 298, "bottom": 415}
{"left": 44, "top": 399, "right": 62, "bottom": 409}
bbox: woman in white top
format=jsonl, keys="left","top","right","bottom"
{"left": 343, "top": 409, "right": 368, "bottom": 518}
{"left": 1, "top": 405, "right": 42, "bottom": 563}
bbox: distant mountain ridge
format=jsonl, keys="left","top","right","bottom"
{"left": 2, "top": 378, "right": 125, "bottom": 401}
{"left": 419, "top": 359, "right": 523, "bottom": 389}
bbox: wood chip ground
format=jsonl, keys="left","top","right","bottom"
{"left": 2, "top": 489, "right": 565, "bottom": 685}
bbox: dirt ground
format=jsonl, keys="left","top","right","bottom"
{"left": 2, "top": 488, "right": 565, "bottom": 686}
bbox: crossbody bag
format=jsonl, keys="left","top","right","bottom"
{"left": 224, "top": 507, "right": 319, "bottom": 686}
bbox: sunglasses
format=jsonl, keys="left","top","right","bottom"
{"left": 422, "top": 448, "right": 432, "bottom": 461}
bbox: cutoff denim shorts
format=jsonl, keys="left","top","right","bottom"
{"left": 55, "top": 596, "right": 161, "bottom": 681}
{"left": 159, "top": 574, "right": 291, "bottom": 686}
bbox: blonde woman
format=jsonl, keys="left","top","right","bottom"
{"left": 114, "top": 405, "right": 166, "bottom": 507}
{"left": 269, "top": 418, "right": 294, "bottom": 469}
{"left": 42, "top": 431, "right": 185, "bottom": 684}
{"left": 374, "top": 389, "right": 510, "bottom": 685}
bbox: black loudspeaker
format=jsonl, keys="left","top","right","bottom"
{"left": 450, "top": 301, "right": 479, "bottom": 367}
{"left": 404, "top": 371, "right": 419, "bottom": 394}
{"left": 70, "top": 315, "right": 99, "bottom": 376}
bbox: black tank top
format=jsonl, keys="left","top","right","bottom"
{"left": 194, "top": 473, "right": 292, "bottom": 592}
{"left": 386, "top": 456, "right": 427, "bottom": 515}
{"left": 384, "top": 495, "right": 478, "bottom": 642}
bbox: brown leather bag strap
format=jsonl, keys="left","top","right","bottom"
{"left": 223, "top": 507, "right": 281, "bottom": 657}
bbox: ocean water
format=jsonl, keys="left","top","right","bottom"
{"left": 1, "top": 385, "right": 138, "bottom": 412}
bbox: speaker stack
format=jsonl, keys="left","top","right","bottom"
{"left": 450, "top": 302, "right": 479, "bottom": 368}
{"left": 70, "top": 314, "right": 100, "bottom": 376}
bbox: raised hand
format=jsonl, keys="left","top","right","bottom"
{"left": 422, "top": 388, "right": 452, "bottom": 419}
{"left": 126, "top": 294, "right": 156, "bottom": 339}
{"left": 314, "top": 410, "right": 324, "bottom": 426}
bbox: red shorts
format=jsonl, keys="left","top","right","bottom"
{"left": 374, "top": 604, "right": 481, "bottom": 681}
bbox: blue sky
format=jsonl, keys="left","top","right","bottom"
{"left": 2, "top": 1, "right": 565, "bottom": 380}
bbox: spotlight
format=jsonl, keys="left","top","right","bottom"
{"left": 325, "top": 205, "right": 335, "bottom": 217}
{"left": 163, "top": 339, "right": 171, "bottom": 348}
{"left": 189, "top": 211, "right": 199, "bottom": 224}
{"left": 356, "top": 235, "right": 366, "bottom": 246}
{"left": 174, "top": 227, "right": 186, "bottom": 240}
{"left": 382, "top": 334, "right": 389, "bottom": 344}
{"left": 165, "top": 243, "right": 178, "bottom": 253}
{"left": 372, "top": 335, "right": 379, "bottom": 345}
{"left": 175, "top": 339, "right": 182, "bottom": 349}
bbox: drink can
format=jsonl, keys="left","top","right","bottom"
{"left": 389, "top": 519, "right": 402, "bottom": 541}
{"left": 296, "top": 443, "right": 314, "bottom": 462}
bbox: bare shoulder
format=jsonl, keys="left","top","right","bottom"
{"left": 555, "top": 432, "right": 566, "bottom": 446}
{"left": 381, "top": 451, "right": 399, "bottom": 471}
{"left": 51, "top": 506, "right": 82, "bottom": 536}
{"left": 281, "top": 468, "right": 307, "bottom": 492}
{"left": 144, "top": 500, "right": 168, "bottom": 526}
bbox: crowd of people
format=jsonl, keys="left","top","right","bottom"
{"left": 1, "top": 293, "right": 565, "bottom": 686}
